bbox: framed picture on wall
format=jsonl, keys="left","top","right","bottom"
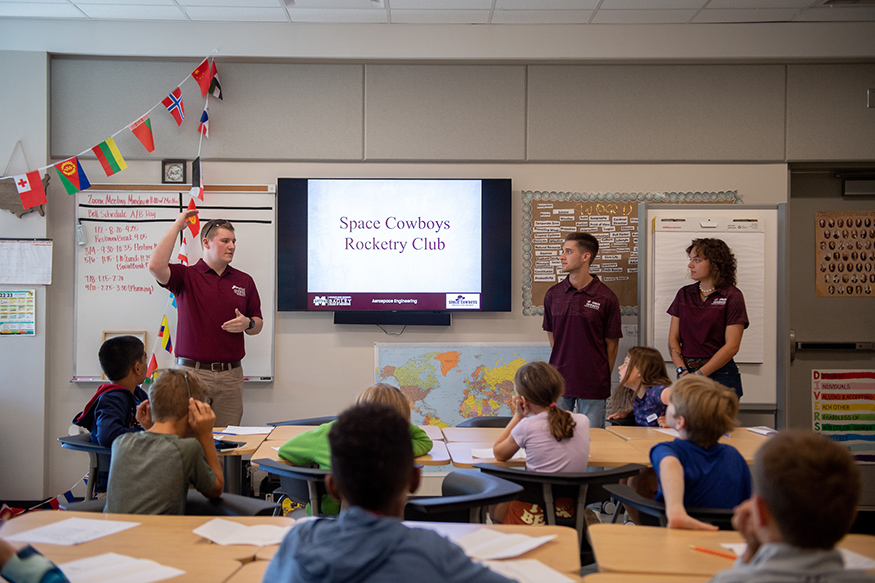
{"left": 161, "top": 160, "right": 186, "bottom": 184}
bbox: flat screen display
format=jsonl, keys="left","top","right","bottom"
{"left": 277, "top": 178, "right": 511, "bottom": 314}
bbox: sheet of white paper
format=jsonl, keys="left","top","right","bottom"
{"left": 746, "top": 426, "right": 778, "bottom": 436}
{"left": 482, "top": 559, "right": 575, "bottom": 583}
{"left": 720, "top": 543, "right": 744, "bottom": 557}
{"left": 193, "top": 518, "right": 293, "bottom": 546}
{"left": 272, "top": 445, "right": 281, "bottom": 451}
{"left": 454, "top": 528, "right": 556, "bottom": 560}
{"left": 655, "top": 428, "right": 681, "bottom": 437}
{"left": 59, "top": 553, "right": 185, "bottom": 583}
{"left": 471, "top": 448, "right": 526, "bottom": 460}
{"left": 839, "top": 548, "right": 875, "bottom": 570}
{"left": 221, "top": 426, "right": 272, "bottom": 435}
{"left": 6, "top": 518, "right": 139, "bottom": 546}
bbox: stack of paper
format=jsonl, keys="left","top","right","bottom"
{"left": 453, "top": 529, "right": 555, "bottom": 560}
{"left": 471, "top": 448, "right": 526, "bottom": 460}
{"left": 219, "top": 426, "right": 272, "bottom": 435}
{"left": 482, "top": 559, "right": 575, "bottom": 583}
{"left": 59, "top": 553, "right": 184, "bottom": 583}
{"left": 5, "top": 518, "right": 140, "bottom": 546}
{"left": 193, "top": 518, "right": 293, "bottom": 546}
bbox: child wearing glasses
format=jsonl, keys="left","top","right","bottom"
{"left": 105, "top": 369, "right": 224, "bottom": 514}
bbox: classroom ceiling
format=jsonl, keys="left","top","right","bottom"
{"left": 1, "top": 0, "right": 874, "bottom": 24}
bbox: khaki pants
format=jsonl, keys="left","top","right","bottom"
{"left": 175, "top": 364, "right": 244, "bottom": 427}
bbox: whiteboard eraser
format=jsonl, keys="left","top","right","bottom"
{"left": 76, "top": 224, "right": 86, "bottom": 245}
{"left": 699, "top": 219, "right": 718, "bottom": 229}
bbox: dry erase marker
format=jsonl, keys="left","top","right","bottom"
{"left": 689, "top": 545, "right": 736, "bottom": 560}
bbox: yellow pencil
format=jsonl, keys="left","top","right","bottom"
{"left": 690, "top": 545, "right": 737, "bottom": 560}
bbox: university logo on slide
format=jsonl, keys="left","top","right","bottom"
{"left": 446, "top": 294, "right": 480, "bottom": 309}
{"left": 313, "top": 296, "right": 328, "bottom": 307}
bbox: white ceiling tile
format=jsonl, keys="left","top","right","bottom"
{"left": 795, "top": 6, "right": 875, "bottom": 20}
{"left": 77, "top": 3, "right": 185, "bottom": 18}
{"left": 591, "top": 9, "right": 697, "bottom": 23}
{"left": 75, "top": 0, "right": 174, "bottom": 5}
{"left": 391, "top": 9, "right": 489, "bottom": 23}
{"left": 287, "top": 0, "right": 379, "bottom": 8}
{"left": 393, "top": 0, "right": 492, "bottom": 9}
{"left": 492, "top": 9, "right": 593, "bottom": 23}
{"left": 177, "top": 0, "right": 279, "bottom": 6}
{"left": 707, "top": 0, "right": 813, "bottom": 7}
{"left": 184, "top": 5, "right": 288, "bottom": 21}
{"left": 496, "top": 0, "right": 599, "bottom": 9}
{"left": 286, "top": 7, "right": 387, "bottom": 22}
{"left": 0, "top": 2, "right": 85, "bottom": 17}
{"left": 599, "top": 0, "right": 705, "bottom": 8}
{"left": 694, "top": 8, "right": 802, "bottom": 22}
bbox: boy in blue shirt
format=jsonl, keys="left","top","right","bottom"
{"left": 264, "top": 403, "right": 514, "bottom": 583}
{"left": 0, "top": 540, "right": 67, "bottom": 583}
{"left": 72, "top": 335, "right": 152, "bottom": 493}
{"left": 651, "top": 375, "right": 752, "bottom": 530}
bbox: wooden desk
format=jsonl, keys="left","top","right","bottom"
{"left": 251, "top": 439, "right": 451, "bottom": 467}
{"left": 2, "top": 510, "right": 295, "bottom": 581}
{"left": 255, "top": 522, "right": 582, "bottom": 575}
{"left": 419, "top": 424, "right": 445, "bottom": 441}
{"left": 606, "top": 426, "right": 676, "bottom": 442}
{"left": 226, "top": 560, "right": 269, "bottom": 583}
{"left": 447, "top": 440, "right": 649, "bottom": 469}
{"left": 213, "top": 428, "right": 269, "bottom": 495}
{"left": 266, "top": 425, "right": 319, "bottom": 443}
{"left": 589, "top": 523, "right": 875, "bottom": 577}
{"left": 443, "top": 426, "right": 627, "bottom": 443}
{"left": 624, "top": 438, "right": 764, "bottom": 465}
{"left": 584, "top": 575, "right": 708, "bottom": 583}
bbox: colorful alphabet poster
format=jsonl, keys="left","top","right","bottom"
{"left": 812, "top": 369, "right": 875, "bottom": 462}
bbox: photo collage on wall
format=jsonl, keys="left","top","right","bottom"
{"left": 815, "top": 211, "right": 875, "bottom": 298}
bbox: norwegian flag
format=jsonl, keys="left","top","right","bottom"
{"left": 162, "top": 88, "right": 185, "bottom": 126}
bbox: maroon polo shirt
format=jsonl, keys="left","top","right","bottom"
{"left": 667, "top": 283, "right": 748, "bottom": 359}
{"left": 161, "top": 259, "right": 262, "bottom": 363}
{"left": 543, "top": 275, "right": 623, "bottom": 400}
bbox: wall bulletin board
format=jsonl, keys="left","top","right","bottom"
{"left": 521, "top": 191, "right": 740, "bottom": 316}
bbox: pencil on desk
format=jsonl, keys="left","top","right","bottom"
{"left": 690, "top": 545, "right": 737, "bottom": 560}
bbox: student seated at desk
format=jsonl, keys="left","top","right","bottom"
{"left": 0, "top": 539, "right": 68, "bottom": 583}
{"left": 608, "top": 346, "right": 671, "bottom": 427}
{"left": 651, "top": 375, "right": 751, "bottom": 530}
{"left": 277, "top": 383, "right": 432, "bottom": 515}
{"left": 264, "top": 403, "right": 514, "bottom": 583}
{"left": 710, "top": 430, "right": 873, "bottom": 583}
{"left": 72, "top": 335, "right": 153, "bottom": 493}
{"left": 105, "top": 369, "right": 223, "bottom": 514}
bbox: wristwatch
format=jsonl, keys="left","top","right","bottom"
{"left": 676, "top": 366, "right": 687, "bottom": 376}
{"left": 247, "top": 317, "right": 255, "bottom": 330}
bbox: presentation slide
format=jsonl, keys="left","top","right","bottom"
{"left": 307, "top": 179, "right": 482, "bottom": 311}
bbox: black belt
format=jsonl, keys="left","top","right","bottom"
{"left": 177, "top": 357, "right": 241, "bottom": 372}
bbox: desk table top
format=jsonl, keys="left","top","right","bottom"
{"left": 255, "top": 522, "right": 582, "bottom": 575}
{"left": 443, "top": 426, "right": 627, "bottom": 443}
{"left": 251, "top": 439, "right": 450, "bottom": 467}
{"left": 2, "top": 510, "right": 295, "bottom": 579}
{"left": 268, "top": 424, "right": 445, "bottom": 443}
{"left": 225, "top": 560, "right": 269, "bottom": 583}
{"left": 589, "top": 523, "right": 875, "bottom": 577}
{"left": 446, "top": 439, "right": 648, "bottom": 469}
{"left": 212, "top": 428, "right": 269, "bottom": 457}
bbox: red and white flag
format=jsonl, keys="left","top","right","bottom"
{"left": 185, "top": 198, "right": 200, "bottom": 237}
{"left": 162, "top": 88, "right": 185, "bottom": 126}
{"left": 177, "top": 234, "right": 189, "bottom": 265}
{"left": 191, "top": 58, "right": 211, "bottom": 97}
{"left": 13, "top": 171, "right": 47, "bottom": 209}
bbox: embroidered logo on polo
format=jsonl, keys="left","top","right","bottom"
{"left": 712, "top": 298, "right": 727, "bottom": 305}
{"left": 584, "top": 300, "right": 601, "bottom": 310}
{"left": 231, "top": 285, "right": 246, "bottom": 297}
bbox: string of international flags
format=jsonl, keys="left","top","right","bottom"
{"left": 2, "top": 57, "right": 221, "bottom": 211}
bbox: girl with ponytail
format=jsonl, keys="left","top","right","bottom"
{"left": 491, "top": 361, "right": 591, "bottom": 524}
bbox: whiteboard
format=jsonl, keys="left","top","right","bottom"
{"left": 74, "top": 185, "right": 275, "bottom": 381}
{"left": 640, "top": 204, "right": 784, "bottom": 406}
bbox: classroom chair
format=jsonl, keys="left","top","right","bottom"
{"left": 253, "top": 458, "right": 331, "bottom": 516}
{"left": 474, "top": 463, "right": 646, "bottom": 551}
{"left": 404, "top": 469, "right": 523, "bottom": 523}
{"left": 456, "top": 416, "right": 512, "bottom": 428}
{"left": 603, "top": 483, "right": 735, "bottom": 530}
{"left": 267, "top": 415, "right": 336, "bottom": 427}
{"left": 57, "top": 433, "right": 112, "bottom": 500}
{"left": 60, "top": 490, "right": 280, "bottom": 516}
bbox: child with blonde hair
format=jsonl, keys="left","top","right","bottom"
{"left": 608, "top": 346, "right": 672, "bottom": 427}
{"left": 491, "top": 361, "right": 591, "bottom": 524}
{"left": 651, "top": 375, "right": 751, "bottom": 530}
{"left": 105, "top": 369, "right": 224, "bottom": 514}
{"left": 277, "top": 383, "right": 433, "bottom": 514}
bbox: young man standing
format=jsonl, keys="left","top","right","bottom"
{"left": 149, "top": 211, "right": 263, "bottom": 426}
{"left": 543, "top": 232, "right": 622, "bottom": 429}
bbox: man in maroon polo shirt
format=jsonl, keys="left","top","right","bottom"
{"left": 543, "top": 232, "right": 622, "bottom": 430}
{"left": 148, "top": 210, "right": 263, "bottom": 426}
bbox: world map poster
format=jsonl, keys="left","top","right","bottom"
{"left": 375, "top": 343, "right": 552, "bottom": 427}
